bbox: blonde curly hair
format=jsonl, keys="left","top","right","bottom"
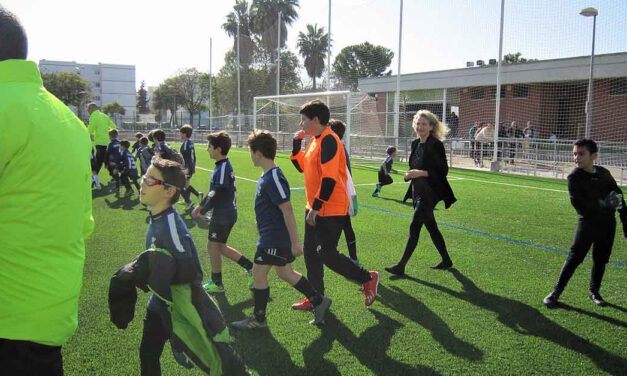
{"left": 412, "top": 110, "right": 449, "bottom": 141}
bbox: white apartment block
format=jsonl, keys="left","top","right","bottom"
{"left": 39, "top": 60, "right": 136, "bottom": 119}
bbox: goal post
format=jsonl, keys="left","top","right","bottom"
{"left": 254, "top": 91, "right": 377, "bottom": 155}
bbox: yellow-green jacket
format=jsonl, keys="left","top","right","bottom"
{"left": 88, "top": 109, "right": 116, "bottom": 146}
{"left": 0, "top": 59, "right": 95, "bottom": 346}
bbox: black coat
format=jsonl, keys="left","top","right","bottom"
{"left": 403, "top": 136, "right": 457, "bottom": 209}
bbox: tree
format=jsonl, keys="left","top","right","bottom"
{"left": 251, "top": 0, "right": 300, "bottom": 94}
{"left": 102, "top": 101, "right": 126, "bottom": 116}
{"left": 42, "top": 71, "right": 91, "bottom": 109}
{"left": 216, "top": 1, "right": 302, "bottom": 118}
{"left": 252, "top": 0, "right": 300, "bottom": 55}
{"left": 174, "top": 68, "right": 210, "bottom": 126}
{"left": 332, "top": 42, "right": 394, "bottom": 91}
{"left": 503, "top": 52, "right": 538, "bottom": 64}
{"left": 223, "top": 0, "right": 256, "bottom": 68}
{"left": 297, "top": 23, "right": 329, "bottom": 90}
{"left": 277, "top": 50, "right": 302, "bottom": 94}
{"left": 136, "top": 81, "right": 150, "bottom": 114}
{"left": 152, "top": 78, "right": 183, "bottom": 125}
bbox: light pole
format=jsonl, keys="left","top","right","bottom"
{"left": 580, "top": 6, "right": 598, "bottom": 139}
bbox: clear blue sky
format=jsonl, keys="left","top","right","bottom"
{"left": 3, "top": 0, "right": 625, "bottom": 88}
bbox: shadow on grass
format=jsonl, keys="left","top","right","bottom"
{"left": 214, "top": 294, "right": 302, "bottom": 376}
{"left": 605, "top": 302, "right": 627, "bottom": 314}
{"left": 303, "top": 310, "right": 440, "bottom": 376}
{"left": 557, "top": 303, "right": 627, "bottom": 329}
{"left": 404, "top": 269, "right": 627, "bottom": 375}
{"left": 375, "top": 195, "right": 414, "bottom": 208}
{"left": 377, "top": 284, "right": 483, "bottom": 362}
{"left": 92, "top": 187, "right": 113, "bottom": 199}
{"left": 104, "top": 195, "right": 141, "bottom": 210}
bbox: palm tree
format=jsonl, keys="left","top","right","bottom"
{"left": 252, "top": 0, "right": 300, "bottom": 57}
{"left": 222, "top": 0, "right": 255, "bottom": 67}
{"left": 297, "top": 23, "right": 329, "bottom": 90}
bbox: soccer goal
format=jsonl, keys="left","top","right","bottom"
{"left": 253, "top": 91, "right": 382, "bottom": 154}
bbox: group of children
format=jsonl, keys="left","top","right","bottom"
{"left": 92, "top": 126, "right": 203, "bottom": 209}
{"left": 121, "top": 127, "right": 336, "bottom": 372}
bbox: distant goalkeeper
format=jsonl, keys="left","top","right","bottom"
{"left": 372, "top": 146, "right": 397, "bottom": 197}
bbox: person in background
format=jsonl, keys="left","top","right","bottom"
{"left": 385, "top": 110, "right": 457, "bottom": 276}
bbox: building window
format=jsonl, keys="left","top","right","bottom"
{"left": 487, "top": 87, "right": 506, "bottom": 99}
{"left": 470, "top": 87, "right": 485, "bottom": 100}
{"left": 512, "top": 85, "right": 529, "bottom": 98}
{"left": 609, "top": 79, "right": 626, "bottom": 96}
{"left": 95, "top": 82, "right": 101, "bottom": 88}
{"left": 94, "top": 96, "right": 101, "bottom": 101}
{"left": 95, "top": 70, "right": 100, "bottom": 75}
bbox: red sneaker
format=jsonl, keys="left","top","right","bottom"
{"left": 291, "top": 297, "right": 314, "bottom": 311}
{"left": 362, "top": 271, "right": 379, "bottom": 306}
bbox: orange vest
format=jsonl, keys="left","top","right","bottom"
{"left": 291, "top": 127, "right": 349, "bottom": 217}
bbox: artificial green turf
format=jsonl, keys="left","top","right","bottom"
{"left": 64, "top": 146, "right": 627, "bottom": 375}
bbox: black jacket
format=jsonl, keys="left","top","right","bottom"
{"left": 108, "top": 249, "right": 249, "bottom": 376}
{"left": 404, "top": 136, "right": 457, "bottom": 209}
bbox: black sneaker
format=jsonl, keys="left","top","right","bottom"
{"left": 543, "top": 291, "right": 560, "bottom": 308}
{"left": 430, "top": 260, "right": 453, "bottom": 270}
{"left": 589, "top": 292, "right": 606, "bottom": 307}
{"left": 384, "top": 264, "right": 405, "bottom": 276}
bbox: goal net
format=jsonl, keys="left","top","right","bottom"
{"left": 253, "top": 91, "right": 391, "bottom": 155}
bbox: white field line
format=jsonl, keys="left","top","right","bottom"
{"left": 196, "top": 164, "right": 566, "bottom": 193}
{"left": 195, "top": 166, "right": 259, "bottom": 183}
{"left": 448, "top": 177, "right": 567, "bottom": 193}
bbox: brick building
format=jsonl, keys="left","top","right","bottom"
{"left": 358, "top": 52, "right": 627, "bottom": 141}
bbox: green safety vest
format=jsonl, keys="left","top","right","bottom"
{"left": 88, "top": 110, "right": 117, "bottom": 146}
{"left": 0, "top": 59, "right": 94, "bottom": 346}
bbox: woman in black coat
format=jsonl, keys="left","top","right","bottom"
{"left": 386, "top": 110, "right": 457, "bottom": 275}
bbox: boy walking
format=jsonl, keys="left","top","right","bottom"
{"left": 231, "top": 130, "right": 331, "bottom": 330}
{"left": 106, "top": 128, "right": 122, "bottom": 193}
{"left": 119, "top": 140, "right": 141, "bottom": 196}
{"left": 329, "top": 119, "right": 360, "bottom": 265}
{"left": 372, "top": 146, "right": 397, "bottom": 197}
{"left": 137, "top": 136, "right": 153, "bottom": 176}
{"left": 179, "top": 124, "right": 202, "bottom": 209}
{"left": 191, "top": 131, "right": 254, "bottom": 293}
{"left": 544, "top": 139, "right": 627, "bottom": 308}
{"left": 290, "top": 100, "right": 379, "bottom": 310}
{"left": 152, "top": 129, "right": 174, "bottom": 158}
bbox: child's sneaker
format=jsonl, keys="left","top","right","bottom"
{"left": 362, "top": 271, "right": 379, "bottom": 306}
{"left": 231, "top": 315, "right": 267, "bottom": 330}
{"left": 203, "top": 280, "right": 225, "bottom": 293}
{"left": 310, "top": 296, "right": 331, "bottom": 325}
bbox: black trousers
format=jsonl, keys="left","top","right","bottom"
{"left": 554, "top": 217, "right": 616, "bottom": 294}
{"left": 121, "top": 172, "right": 140, "bottom": 191}
{"left": 304, "top": 210, "right": 371, "bottom": 295}
{"left": 0, "top": 338, "right": 63, "bottom": 376}
{"left": 139, "top": 308, "right": 169, "bottom": 376}
{"left": 94, "top": 145, "right": 107, "bottom": 174}
{"left": 343, "top": 215, "right": 357, "bottom": 260}
{"left": 378, "top": 171, "right": 393, "bottom": 186}
{"left": 398, "top": 188, "right": 451, "bottom": 267}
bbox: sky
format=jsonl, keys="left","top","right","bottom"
{"left": 3, "top": 0, "right": 626, "bottom": 89}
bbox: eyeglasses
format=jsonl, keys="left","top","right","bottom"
{"left": 141, "top": 175, "right": 175, "bottom": 188}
